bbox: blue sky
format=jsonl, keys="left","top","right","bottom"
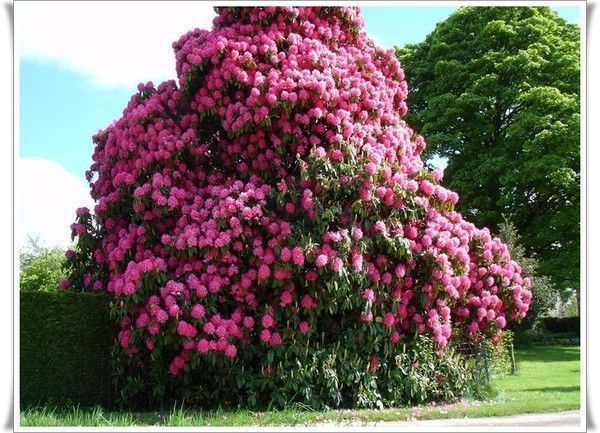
{"left": 362, "top": 6, "right": 581, "bottom": 48}
{"left": 17, "top": 3, "right": 582, "bottom": 247}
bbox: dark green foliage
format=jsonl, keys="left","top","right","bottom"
{"left": 397, "top": 7, "right": 580, "bottom": 299}
{"left": 115, "top": 334, "right": 494, "bottom": 410}
{"left": 541, "top": 316, "right": 580, "bottom": 335}
{"left": 19, "top": 237, "right": 66, "bottom": 292}
{"left": 516, "top": 328, "right": 579, "bottom": 347}
{"left": 19, "top": 290, "right": 509, "bottom": 410}
{"left": 497, "top": 220, "right": 557, "bottom": 336}
{"left": 20, "top": 291, "right": 114, "bottom": 407}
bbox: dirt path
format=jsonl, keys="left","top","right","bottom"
{"left": 314, "top": 410, "right": 582, "bottom": 430}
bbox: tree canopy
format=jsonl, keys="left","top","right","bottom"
{"left": 396, "top": 7, "right": 580, "bottom": 296}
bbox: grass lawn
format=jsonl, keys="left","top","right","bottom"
{"left": 20, "top": 345, "right": 580, "bottom": 427}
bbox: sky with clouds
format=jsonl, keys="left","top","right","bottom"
{"left": 16, "top": 2, "right": 582, "bottom": 249}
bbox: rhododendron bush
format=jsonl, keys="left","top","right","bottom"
{"left": 64, "top": 6, "right": 531, "bottom": 408}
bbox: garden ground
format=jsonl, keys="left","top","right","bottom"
{"left": 20, "top": 345, "right": 580, "bottom": 427}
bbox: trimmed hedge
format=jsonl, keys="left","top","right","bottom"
{"left": 541, "top": 316, "right": 580, "bottom": 336}
{"left": 20, "top": 291, "right": 114, "bottom": 407}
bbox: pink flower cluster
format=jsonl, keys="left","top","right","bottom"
{"left": 66, "top": 6, "right": 531, "bottom": 378}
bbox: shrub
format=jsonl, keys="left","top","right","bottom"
{"left": 63, "top": 7, "right": 531, "bottom": 408}
{"left": 116, "top": 334, "right": 488, "bottom": 409}
{"left": 541, "top": 316, "right": 580, "bottom": 336}
{"left": 20, "top": 291, "right": 114, "bottom": 407}
{"left": 519, "top": 328, "right": 579, "bottom": 346}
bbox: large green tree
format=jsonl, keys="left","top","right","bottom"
{"left": 397, "top": 7, "right": 580, "bottom": 302}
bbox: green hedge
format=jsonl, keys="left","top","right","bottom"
{"left": 20, "top": 291, "right": 115, "bottom": 407}
{"left": 541, "top": 316, "right": 580, "bottom": 336}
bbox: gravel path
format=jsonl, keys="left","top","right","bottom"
{"left": 313, "top": 410, "right": 582, "bottom": 430}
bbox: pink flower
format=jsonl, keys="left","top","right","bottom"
{"left": 136, "top": 313, "right": 150, "bottom": 328}
{"left": 258, "top": 264, "right": 271, "bottom": 280}
{"left": 330, "top": 149, "right": 343, "bottom": 161}
{"left": 314, "top": 147, "right": 326, "bottom": 158}
{"left": 497, "top": 316, "right": 507, "bottom": 328}
{"left": 243, "top": 316, "right": 255, "bottom": 328}
{"left": 360, "top": 311, "right": 373, "bottom": 323}
{"left": 224, "top": 344, "right": 237, "bottom": 358}
{"left": 197, "top": 339, "right": 210, "bottom": 353}
{"left": 292, "top": 246, "right": 305, "bottom": 266}
{"left": 169, "top": 356, "right": 185, "bottom": 375}
{"left": 369, "top": 356, "right": 380, "bottom": 370}
{"left": 315, "top": 254, "right": 328, "bottom": 268}
{"left": 177, "top": 320, "right": 197, "bottom": 337}
{"left": 362, "top": 288, "right": 375, "bottom": 303}
{"left": 260, "top": 329, "right": 271, "bottom": 343}
{"left": 169, "top": 304, "right": 180, "bottom": 317}
{"left": 155, "top": 309, "right": 168, "bottom": 324}
{"left": 118, "top": 330, "right": 131, "bottom": 348}
{"left": 332, "top": 257, "right": 343, "bottom": 273}
{"left": 280, "top": 247, "right": 292, "bottom": 261}
{"left": 58, "top": 279, "right": 70, "bottom": 290}
{"left": 191, "top": 304, "right": 205, "bottom": 319}
{"left": 299, "top": 321, "right": 310, "bottom": 334}
{"left": 270, "top": 332, "right": 282, "bottom": 346}
{"left": 373, "top": 220, "right": 386, "bottom": 234}
{"left": 280, "top": 291, "right": 293, "bottom": 306}
{"left": 432, "top": 169, "right": 444, "bottom": 181}
{"left": 383, "top": 312, "right": 395, "bottom": 327}
{"left": 300, "top": 294, "right": 316, "bottom": 309}
{"left": 261, "top": 314, "right": 275, "bottom": 328}
{"left": 203, "top": 322, "right": 216, "bottom": 335}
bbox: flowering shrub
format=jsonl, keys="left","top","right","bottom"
{"left": 64, "top": 6, "right": 531, "bottom": 408}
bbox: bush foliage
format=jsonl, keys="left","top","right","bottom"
{"left": 63, "top": 7, "right": 531, "bottom": 408}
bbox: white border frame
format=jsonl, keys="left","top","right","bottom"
{"left": 10, "top": 1, "right": 588, "bottom": 432}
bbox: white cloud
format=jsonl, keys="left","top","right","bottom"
{"left": 16, "top": 1, "right": 216, "bottom": 88}
{"left": 17, "top": 158, "right": 95, "bottom": 250}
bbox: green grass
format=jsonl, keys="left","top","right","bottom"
{"left": 20, "top": 345, "right": 580, "bottom": 427}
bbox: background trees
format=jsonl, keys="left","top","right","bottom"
{"left": 19, "top": 236, "right": 66, "bottom": 292}
{"left": 497, "top": 220, "right": 556, "bottom": 335}
{"left": 396, "top": 7, "right": 580, "bottom": 309}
